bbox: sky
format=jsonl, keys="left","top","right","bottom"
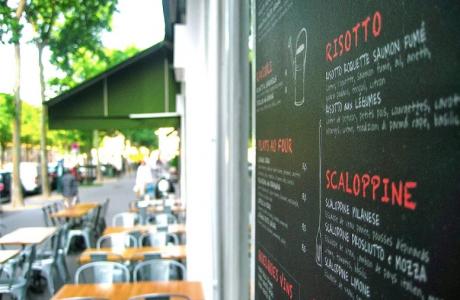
{"left": 0, "top": 0, "right": 165, "bottom": 106}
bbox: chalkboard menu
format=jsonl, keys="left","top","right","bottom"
{"left": 255, "top": 1, "right": 460, "bottom": 299}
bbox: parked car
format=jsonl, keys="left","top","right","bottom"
{"left": 4, "top": 162, "right": 41, "bottom": 195}
{"left": 0, "top": 170, "right": 11, "bottom": 203}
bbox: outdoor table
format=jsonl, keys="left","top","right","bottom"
{"left": 0, "top": 249, "right": 20, "bottom": 278}
{"left": 130, "top": 205, "right": 186, "bottom": 214}
{"left": 103, "top": 224, "right": 186, "bottom": 236}
{"left": 0, "top": 227, "right": 56, "bottom": 247}
{"left": 50, "top": 202, "right": 99, "bottom": 219}
{"left": 52, "top": 281, "right": 204, "bottom": 300}
{"left": 0, "top": 250, "right": 20, "bottom": 264}
{"left": 131, "top": 199, "right": 183, "bottom": 208}
{"left": 0, "top": 227, "right": 56, "bottom": 287}
{"left": 79, "top": 245, "right": 187, "bottom": 264}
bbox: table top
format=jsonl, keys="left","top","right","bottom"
{"left": 130, "top": 206, "right": 186, "bottom": 214}
{"left": 103, "top": 224, "right": 186, "bottom": 236}
{"left": 0, "top": 250, "right": 20, "bottom": 264}
{"left": 133, "top": 199, "right": 183, "bottom": 207}
{"left": 52, "top": 281, "right": 204, "bottom": 300}
{"left": 51, "top": 202, "right": 99, "bottom": 218}
{"left": 80, "top": 245, "right": 187, "bottom": 264}
{"left": 0, "top": 227, "right": 56, "bottom": 246}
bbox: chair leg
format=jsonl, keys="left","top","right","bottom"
{"left": 58, "top": 253, "right": 70, "bottom": 282}
{"left": 64, "top": 232, "right": 75, "bottom": 255}
{"left": 82, "top": 232, "right": 91, "bottom": 249}
{"left": 11, "top": 286, "right": 26, "bottom": 300}
{"left": 44, "top": 267, "right": 55, "bottom": 295}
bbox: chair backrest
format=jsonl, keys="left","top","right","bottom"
{"left": 101, "top": 198, "right": 110, "bottom": 219}
{"left": 48, "top": 226, "right": 64, "bottom": 258}
{"left": 112, "top": 212, "right": 139, "bottom": 227}
{"left": 42, "top": 204, "right": 56, "bottom": 226}
{"left": 90, "top": 205, "right": 103, "bottom": 230}
{"left": 96, "top": 199, "right": 110, "bottom": 234}
{"left": 150, "top": 213, "right": 177, "bottom": 227}
{"left": 133, "top": 259, "right": 186, "bottom": 282}
{"left": 128, "top": 294, "right": 190, "bottom": 300}
{"left": 139, "top": 232, "right": 179, "bottom": 247}
{"left": 52, "top": 201, "right": 62, "bottom": 212}
{"left": 75, "top": 261, "right": 130, "bottom": 284}
{"left": 97, "top": 233, "right": 138, "bottom": 249}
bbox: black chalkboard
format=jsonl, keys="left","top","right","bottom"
{"left": 255, "top": 1, "right": 460, "bottom": 299}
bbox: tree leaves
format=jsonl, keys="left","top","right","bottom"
{"left": 0, "top": 2, "right": 23, "bottom": 44}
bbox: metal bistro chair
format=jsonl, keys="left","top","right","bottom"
{"left": 65, "top": 204, "right": 102, "bottom": 254}
{"left": 128, "top": 294, "right": 190, "bottom": 300}
{"left": 42, "top": 204, "right": 57, "bottom": 226}
{"left": 148, "top": 213, "right": 177, "bottom": 227}
{"left": 138, "top": 232, "right": 179, "bottom": 247}
{"left": 0, "top": 246, "right": 37, "bottom": 300}
{"left": 31, "top": 226, "right": 66, "bottom": 295}
{"left": 112, "top": 212, "right": 140, "bottom": 227}
{"left": 133, "top": 259, "right": 186, "bottom": 282}
{"left": 97, "top": 233, "right": 138, "bottom": 249}
{"left": 97, "top": 198, "right": 110, "bottom": 235}
{"left": 74, "top": 261, "right": 130, "bottom": 284}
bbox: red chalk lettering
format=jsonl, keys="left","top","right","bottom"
{"left": 361, "top": 16, "right": 371, "bottom": 42}
{"left": 344, "top": 31, "right": 352, "bottom": 51}
{"left": 331, "top": 171, "right": 338, "bottom": 189}
{"left": 324, "top": 169, "right": 417, "bottom": 211}
{"left": 353, "top": 174, "right": 361, "bottom": 196}
{"left": 338, "top": 172, "right": 345, "bottom": 191}
{"left": 381, "top": 178, "right": 390, "bottom": 203}
{"left": 362, "top": 174, "right": 370, "bottom": 197}
{"left": 325, "top": 11, "right": 383, "bottom": 62}
{"left": 346, "top": 172, "right": 353, "bottom": 194}
{"left": 392, "top": 181, "right": 403, "bottom": 207}
{"left": 371, "top": 175, "right": 380, "bottom": 200}
{"left": 353, "top": 23, "right": 360, "bottom": 48}
{"left": 326, "top": 43, "right": 333, "bottom": 62}
{"left": 372, "top": 11, "right": 382, "bottom": 37}
{"left": 338, "top": 34, "right": 344, "bottom": 56}
{"left": 404, "top": 182, "right": 417, "bottom": 210}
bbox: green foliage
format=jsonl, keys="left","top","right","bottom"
{"left": 122, "top": 129, "right": 159, "bottom": 148}
{"left": 41, "top": 0, "right": 118, "bottom": 75}
{"left": 47, "top": 129, "right": 92, "bottom": 153}
{"left": 49, "top": 46, "right": 140, "bottom": 92}
{"left": 0, "top": 93, "right": 14, "bottom": 147}
{"left": 21, "top": 101, "right": 41, "bottom": 145}
{"left": 0, "top": 3, "right": 23, "bottom": 44}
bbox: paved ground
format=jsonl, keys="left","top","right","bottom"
{"left": 0, "top": 173, "right": 137, "bottom": 299}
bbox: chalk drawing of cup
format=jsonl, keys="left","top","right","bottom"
{"left": 294, "top": 28, "right": 307, "bottom": 107}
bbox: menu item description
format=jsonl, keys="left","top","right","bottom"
{"left": 255, "top": 1, "right": 460, "bottom": 299}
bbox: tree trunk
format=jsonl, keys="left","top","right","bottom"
{"left": 94, "top": 130, "right": 102, "bottom": 182}
{"left": 12, "top": 43, "right": 23, "bottom": 207}
{"left": 38, "top": 44, "right": 50, "bottom": 197}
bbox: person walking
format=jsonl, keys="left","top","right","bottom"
{"left": 133, "top": 160, "right": 155, "bottom": 199}
{"left": 61, "top": 168, "right": 79, "bottom": 208}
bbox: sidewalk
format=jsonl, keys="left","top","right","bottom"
{"left": 0, "top": 174, "right": 136, "bottom": 238}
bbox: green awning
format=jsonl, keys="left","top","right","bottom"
{"left": 46, "top": 42, "right": 179, "bottom": 130}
